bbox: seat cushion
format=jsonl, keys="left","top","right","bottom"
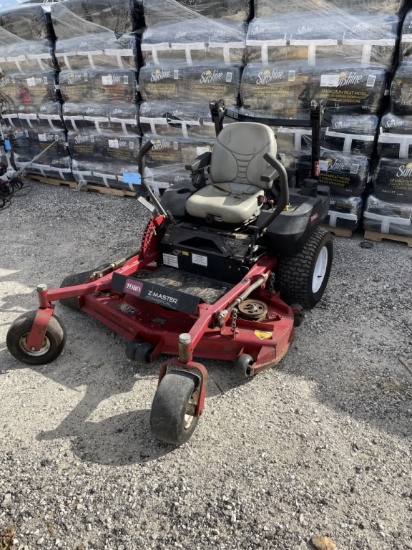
{"left": 210, "top": 122, "right": 277, "bottom": 190}
{"left": 185, "top": 181, "right": 263, "bottom": 224}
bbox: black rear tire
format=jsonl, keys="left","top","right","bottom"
{"left": 276, "top": 227, "right": 333, "bottom": 309}
{"left": 59, "top": 262, "right": 109, "bottom": 310}
{"left": 150, "top": 372, "right": 199, "bottom": 445}
{"left": 7, "top": 311, "right": 66, "bottom": 366}
{"left": 59, "top": 271, "right": 91, "bottom": 310}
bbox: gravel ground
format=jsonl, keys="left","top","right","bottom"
{"left": 1, "top": 182, "right": 411, "bottom": 550}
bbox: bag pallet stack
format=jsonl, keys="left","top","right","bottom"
{"left": 363, "top": 6, "right": 412, "bottom": 245}
{"left": 47, "top": 0, "right": 145, "bottom": 193}
{"left": 241, "top": 0, "right": 404, "bottom": 235}
{"left": 0, "top": 3, "right": 70, "bottom": 180}
{"left": 139, "top": 0, "right": 250, "bottom": 196}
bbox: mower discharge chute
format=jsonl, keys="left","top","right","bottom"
{"left": 6, "top": 100, "right": 333, "bottom": 446}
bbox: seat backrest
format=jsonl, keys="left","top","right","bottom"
{"left": 209, "top": 122, "right": 277, "bottom": 190}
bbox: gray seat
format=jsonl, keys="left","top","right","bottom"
{"left": 185, "top": 122, "right": 277, "bottom": 225}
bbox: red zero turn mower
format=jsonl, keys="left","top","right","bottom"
{"left": 7, "top": 100, "right": 333, "bottom": 445}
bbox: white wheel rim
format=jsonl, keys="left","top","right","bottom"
{"left": 184, "top": 391, "right": 198, "bottom": 430}
{"left": 19, "top": 333, "right": 50, "bottom": 356}
{"left": 312, "top": 246, "right": 328, "bottom": 294}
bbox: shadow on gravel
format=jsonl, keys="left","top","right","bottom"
{"left": 37, "top": 408, "right": 174, "bottom": 465}
{"left": 2, "top": 337, "right": 249, "bottom": 465}
{"left": 277, "top": 346, "right": 412, "bottom": 442}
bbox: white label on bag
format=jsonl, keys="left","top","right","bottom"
{"left": 319, "top": 160, "right": 330, "bottom": 171}
{"left": 366, "top": 75, "right": 376, "bottom": 88}
{"left": 226, "top": 72, "right": 233, "bottom": 83}
{"left": 102, "top": 75, "right": 113, "bottom": 85}
{"left": 26, "top": 77, "right": 36, "bottom": 87}
{"left": 350, "top": 164, "right": 359, "bottom": 174}
{"left": 108, "top": 139, "right": 119, "bottom": 148}
{"left": 321, "top": 74, "right": 339, "bottom": 87}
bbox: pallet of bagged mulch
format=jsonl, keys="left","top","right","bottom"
{"left": 362, "top": 194, "right": 412, "bottom": 247}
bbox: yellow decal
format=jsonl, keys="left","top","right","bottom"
{"left": 254, "top": 330, "right": 272, "bottom": 340}
{"left": 182, "top": 251, "right": 189, "bottom": 256}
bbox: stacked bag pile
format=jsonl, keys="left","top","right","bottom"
{"left": 241, "top": 0, "right": 404, "bottom": 232}
{"left": 49, "top": 0, "right": 145, "bottom": 191}
{"left": 139, "top": 0, "right": 250, "bottom": 195}
{"left": 1, "top": 0, "right": 412, "bottom": 237}
{"left": 0, "top": 3, "right": 68, "bottom": 179}
{"left": 363, "top": 6, "right": 412, "bottom": 238}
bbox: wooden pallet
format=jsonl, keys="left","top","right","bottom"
{"left": 27, "top": 174, "right": 137, "bottom": 198}
{"left": 364, "top": 230, "right": 412, "bottom": 248}
{"left": 322, "top": 224, "right": 353, "bottom": 238}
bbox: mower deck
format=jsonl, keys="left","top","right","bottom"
{"left": 78, "top": 257, "right": 295, "bottom": 372}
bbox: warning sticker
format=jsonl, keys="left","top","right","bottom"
{"left": 163, "top": 253, "right": 179, "bottom": 268}
{"left": 192, "top": 253, "right": 208, "bottom": 267}
{"left": 254, "top": 330, "right": 273, "bottom": 340}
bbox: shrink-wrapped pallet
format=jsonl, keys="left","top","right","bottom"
{"left": 71, "top": 159, "right": 144, "bottom": 192}
{"left": 59, "top": 69, "right": 138, "bottom": 104}
{"left": 309, "top": 64, "right": 387, "bottom": 114}
{"left": 139, "top": 63, "right": 241, "bottom": 105}
{"left": 399, "top": 9, "right": 412, "bottom": 62}
{"left": 139, "top": 100, "right": 234, "bottom": 139}
{"left": 323, "top": 114, "right": 378, "bottom": 156}
{"left": 373, "top": 157, "right": 412, "bottom": 202}
{"left": 142, "top": 0, "right": 251, "bottom": 26}
{"left": 298, "top": 151, "right": 370, "bottom": 196}
{"left": 240, "top": 63, "right": 311, "bottom": 117}
{"left": 0, "top": 33, "right": 54, "bottom": 74}
{"left": 67, "top": 130, "right": 140, "bottom": 164}
{"left": 49, "top": 0, "right": 143, "bottom": 37}
{"left": 141, "top": 19, "right": 246, "bottom": 66}
{"left": 363, "top": 193, "right": 412, "bottom": 235}
{"left": 271, "top": 114, "right": 378, "bottom": 156}
{"left": 390, "top": 64, "right": 412, "bottom": 115}
{"left": 10, "top": 128, "right": 68, "bottom": 167}
{"left": 0, "top": 71, "right": 57, "bottom": 108}
{"left": 240, "top": 63, "right": 386, "bottom": 118}
{"left": 254, "top": 0, "right": 404, "bottom": 18}
{"left": 55, "top": 32, "right": 138, "bottom": 72}
{"left": 378, "top": 111, "right": 412, "bottom": 163}
{"left": 63, "top": 103, "right": 140, "bottom": 135}
{"left": 325, "top": 194, "right": 364, "bottom": 230}
{"left": 16, "top": 102, "right": 65, "bottom": 132}
{"left": 0, "top": 3, "right": 53, "bottom": 41}
{"left": 143, "top": 136, "right": 214, "bottom": 168}
{"left": 246, "top": 12, "right": 398, "bottom": 70}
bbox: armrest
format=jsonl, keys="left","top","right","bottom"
{"left": 261, "top": 165, "right": 278, "bottom": 183}
{"left": 185, "top": 151, "right": 212, "bottom": 172}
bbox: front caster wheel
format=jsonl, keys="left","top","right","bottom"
{"left": 150, "top": 372, "right": 199, "bottom": 445}
{"left": 6, "top": 311, "right": 66, "bottom": 365}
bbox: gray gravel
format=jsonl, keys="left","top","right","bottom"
{"left": 1, "top": 181, "right": 411, "bottom": 550}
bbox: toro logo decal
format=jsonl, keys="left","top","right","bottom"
{"left": 310, "top": 211, "right": 319, "bottom": 225}
{"left": 125, "top": 279, "right": 143, "bottom": 297}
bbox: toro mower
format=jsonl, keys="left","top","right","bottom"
{"left": 6, "top": 100, "right": 333, "bottom": 445}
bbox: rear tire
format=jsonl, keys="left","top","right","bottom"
{"left": 59, "top": 263, "right": 108, "bottom": 310}
{"left": 276, "top": 227, "right": 333, "bottom": 309}
{"left": 59, "top": 271, "right": 91, "bottom": 310}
